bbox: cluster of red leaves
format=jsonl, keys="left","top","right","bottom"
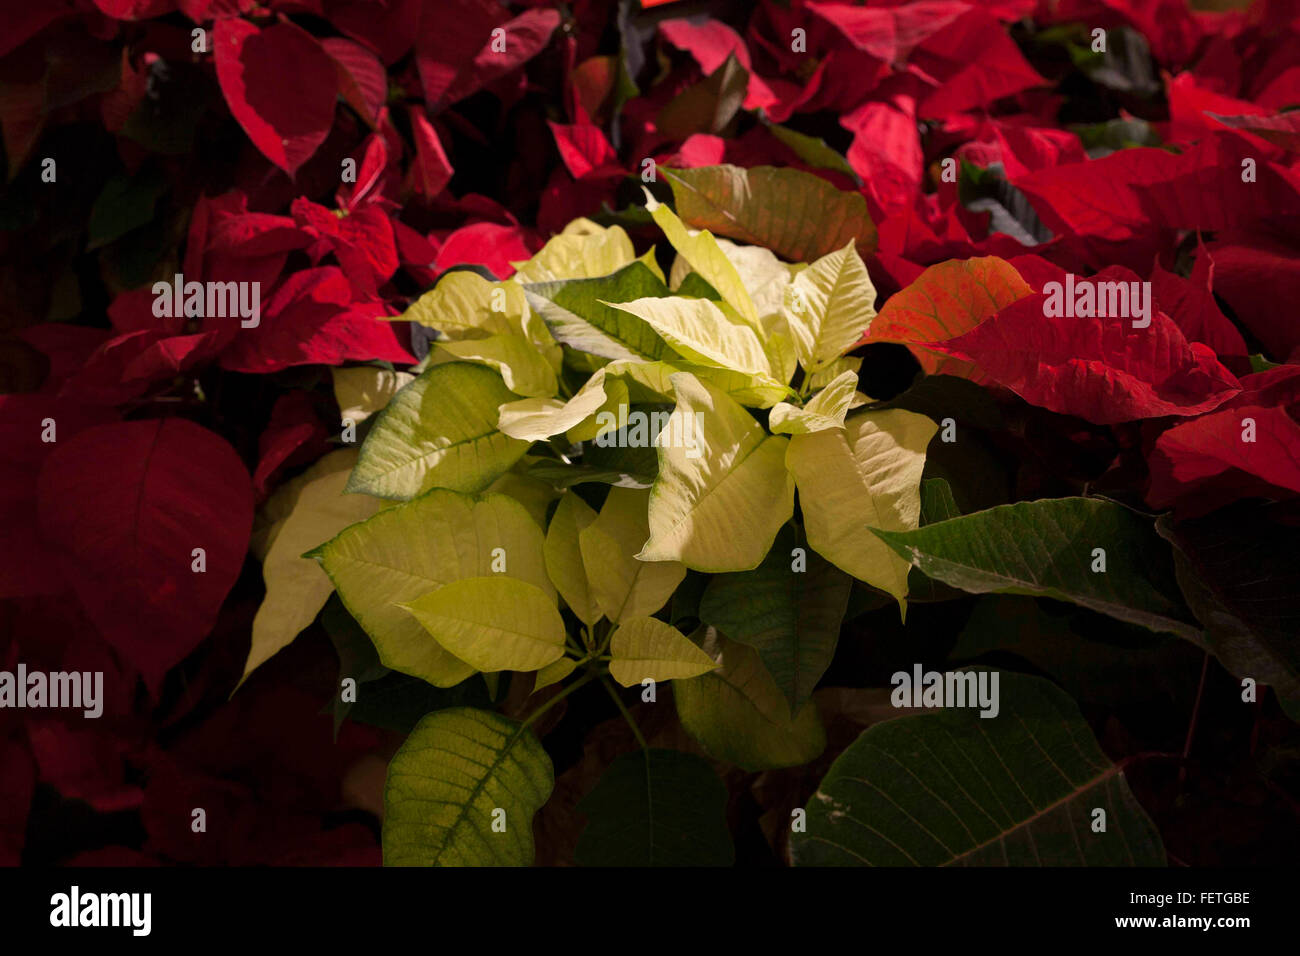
{"left": 1, "top": 0, "right": 1298, "bottom": 865}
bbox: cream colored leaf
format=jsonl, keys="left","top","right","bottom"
{"left": 435, "top": 334, "right": 558, "bottom": 398}
{"left": 400, "top": 271, "right": 524, "bottom": 337}
{"left": 544, "top": 492, "right": 601, "bottom": 627}
{"left": 608, "top": 296, "right": 775, "bottom": 380}
{"left": 769, "top": 369, "right": 859, "bottom": 435}
{"left": 645, "top": 191, "right": 759, "bottom": 328}
{"left": 608, "top": 616, "right": 717, "bottom": 687}
{"left": 332, "top": 367, "right": 415, "bottom": 425}
{"left": 533, "top": 657, "right": 578, "bottom": 693}
{"left": 242, "top": 449, "right": 381, "bottom": 685}
{"left": 309, "top": 489, "right": 552, "bottom": 686}
{"left": 784, "top": 241, "right": 878, "bottom": 371}
{"left": 786, "top": 408, "right": 936, "bottom": 612}
{"left": 640, "top": 373, "right": 794, "bottom": 572}
{"left": 578, "top": 487, "right": 686, "bottom": 623}
{"left": 511, "top": 219, "right": 636, "bottom": 283}
{"left": 497, "top": 367, "right": 628, "bottom": 443}
{"left": 401, "top": 577, "right": 565, "bottom": 673}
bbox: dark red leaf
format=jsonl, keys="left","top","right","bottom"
{"left": 214, "top": 18, "right": 338, "bottom": 175}
{"left": 36, "top": 418, "right": 254, "bottom": 692}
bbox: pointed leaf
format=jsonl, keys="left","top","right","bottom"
{"left": 435, "top": 335, "right": 558, "bottom": 398}
{"left": 641, "top": 372, "right": 794, "bottom": 572}
{"left": 699, "top": 526, "right": 851, "bottom": 710}
{"left": 662, "top": 164, "right": 877, "bottom": 261}
{"left": 645, "top": 192, "right": 758, "bottom": 327}
{"left": 310, "top": 489, "right": 552, "bottom": 687}
{"left": 578, "top": 487, "right": 685, "bottom": 623}
{"left": 347, "top": 362, "right": 529, "bottom": 500}
{"left": 544, "top": 492, "right": 601, "bottom": 627}
{"left": 860, "top": 257, "right": 1032, "bottom": 379}
{"left": 769, "top": 369, "right": 859, "bottom": 434}
{"left": 785, "top": 242, "right": 877, "bottom": 371}
{"left": 675, "top": 630, "right": 826, "bottom": 771}
{"left": 786, "top": 409, "right": 936, "bottom": 609}
{"left": 402, "top": 577, "right": 565, "bottom": 673}
{"left": 610, "top": 296, "right": 775, "bottom": 380}
{"left": 873, "top": 497, "right": 1202, "bottom": 640}
{"left": 608, "top": 616, "right": 718, "bottom": 687}
{"left": 523, "top": 261, "right": 674, "bottom": 362}
{"left": 790, "top": 670, "right": 1165, "bottom": 866}
{"left": 243, "top": 449, "right": 381, "bottom": 684}
{"left": 575, "top": 750, "right": 734, "bottom": 866}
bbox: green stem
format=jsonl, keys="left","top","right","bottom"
{"left": 601, "top": 677, "right": 648, "bottom": 752}
{"left": 521, "top": 670, "right": 598, "bottom": 731}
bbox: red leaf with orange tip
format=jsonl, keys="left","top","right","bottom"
{"left": 932, "top": 266, "right": 1241, "bottom": 424}
{"left": 860, "top": 256, "right": 1032, "bottom": 379}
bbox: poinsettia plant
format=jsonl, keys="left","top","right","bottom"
{"left": 226, "top": 156, "right": 1283, "bottom": 866}
{"left": 4, "top": 0, "right": 1299, "bottom": 869}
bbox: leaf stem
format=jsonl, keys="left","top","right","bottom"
{"left": 521, "top": 670, "right": 598, "bottom": 731}
{"left": 601, "top": 677, "right": 648, "bottom": 752}
{"left": 1179, "top": 652, "right": 1211, "bottom": 788}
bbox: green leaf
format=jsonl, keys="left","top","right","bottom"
{"left": 790, "top": 670, "right": 1166, "bottom": 866}
{"left": 950, "top": 596, "right": 1204, "bottom": 714}
{"left": 641, "top": 372, "right": 794, "bottom": 572}
{"left": 242, "top": 449, "right": 381, "bottom": 685}
{"left": 309, "top": 489, "right": 552, "bottom": 687}
{"left": 544, "top": 492, "right": 602, "bottom": 627}
{"left": 764, "top": 123, "right": 858, "bottom": 179}
{"left": 786, "top": 408, "right": 936, "bottom": 611}
{"left": 384, "top": 708, "right": 553, "bottom": 866}
{"left": 401, "top": 577, "right": 566, "bottom": 673}
{"left": 1157, "top": 503, "right": 1300, "bottom": 699}
{"left": 88, "top": 166, "right": 168, "bottom": 250}
{"left": 524, "top": 261, "right": 675, "bottom": 363}
{"left": 347, "top": 362, "right": 529, "bottom": 500}
{"left": 872, "top": 497, "right": 1202, "bottom": 640}
{"left": 699, "top": 525, "right": 852, "bottom": 711}
{"left": 608, "top": 616, "right": 718, "bottom": 686}
{"left": 784, "top": 241, "right": 878, "bottom": 371}
{"left": 575, "top": 750, "right": 734, "bottom": 866}
{"left": 655, "top": 53, "right": 748, "bottom": 141}
{"left": 662, "top": 164, "right": 877, "bottom": 262}
{"left": 920, "top": 477, "right": 961, "bottom": 524}
{"left": 578, "top": 487, "right": 686, "bottom": 623}
{"left": 675, "top": 629, "right": 826, "bottom": 770}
